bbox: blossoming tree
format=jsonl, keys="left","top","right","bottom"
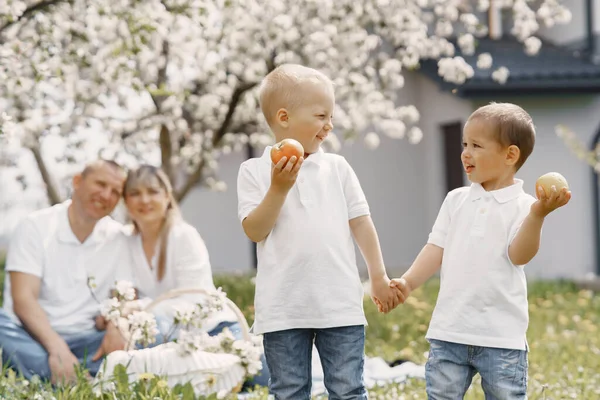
{"left": 0, "top": 0, "right": 571, "bottom": 206}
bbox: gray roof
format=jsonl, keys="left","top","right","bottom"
{"left": 418, "top": 36, "right": 600, "bottom": 97}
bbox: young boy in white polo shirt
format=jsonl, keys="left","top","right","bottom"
{"left": 389, "top": 103, "right": 571, "bottom": 399}
{"left": 237, "top": 64, "right": 401, "bottom": 399}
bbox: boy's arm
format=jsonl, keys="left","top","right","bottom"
{"left": 240, "top": 155, "right": 303, "bottom": 243}
{"left": 508, "top": 186, "right": 571, "bottom": 266}
{"left": 350, "top": 215, "right": 401, "bottom": 312}
{"left": 390, "top": 192, "right": 453, "bottom": 303}
{"left": 242, "top": 187, "right": 288, "bottom": 242}
{"left": 393, "top": 244, "right": 444, "bottom": 294}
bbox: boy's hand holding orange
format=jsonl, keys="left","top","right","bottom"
{"left": 270, "top": 139, "right": 305, "bottom": 194}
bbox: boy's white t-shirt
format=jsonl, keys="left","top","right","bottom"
{"left": 3, "top": 200, "right": 133, "bottom": 335}
{"left": 127, "top": 221, "right": 237, "bottom": 332}
{"left": 237, "top": 147, "right": 370, "bottom": 334}
{"left": 426, "top": 180, "right": 537, "bottom": 350}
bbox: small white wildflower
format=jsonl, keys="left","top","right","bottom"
{"left": 115, "top": 280, "right": 136, "bottom": 301}
{"left": 87, "top": 276, "right": 97, "bottom": 289}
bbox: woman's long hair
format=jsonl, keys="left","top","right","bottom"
{"left": 123, "top": 165, "right": 181, "bottom": 282}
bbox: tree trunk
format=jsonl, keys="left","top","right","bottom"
{"left": 29, "top": 145, "right": 63, "bottom": 205}
{"left": 159, "top": 124, "right": 175, "bottom": 186}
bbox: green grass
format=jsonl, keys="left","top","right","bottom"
{"left": 0, "top": 273, "right": 598, "bottom": 399}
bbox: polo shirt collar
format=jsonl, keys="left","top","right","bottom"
{"left": 469, "top": 179, "right": 524, "bottom": 204}
{"left": 58, "top": 199, "right": 111, "bottom": 245}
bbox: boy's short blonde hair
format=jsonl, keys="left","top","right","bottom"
{"left": 258, "top": 64, "right": 334, "bottom": 127}
{"left": 468, "top": 102, "right": 536, "bottom": 171}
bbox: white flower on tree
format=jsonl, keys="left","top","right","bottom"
{"left": 0, "top": 0, "right": 572, "bottom": 208}
{"left": 524, "top": 36, "right": 542, "bottom": 56}
{"left": 438, "top": 57, "right": 475, "bottom": 84}
{"left": 364, "top": 132, "right": 381, "bottom": 150}
{"left": 477, "top": 53, "right": 493, "bottom": 70}
{"left": 492, "top": 66, "right": 511, "bottom": 84}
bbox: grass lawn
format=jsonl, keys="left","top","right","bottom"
{"left": 0, "top": 271, "right": 599, "bottom": 399}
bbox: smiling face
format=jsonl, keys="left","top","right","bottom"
{"left": 123, "top": 167, "right": 172, "bottom": 227}
{"left": 275, "top": 81, "right": 335, "bottom": 155}
{"left": 72, "top": 162, "right": 126, "bottom": 222}
{"left": 461, "top": 118, "right": 519, "bottom": 190}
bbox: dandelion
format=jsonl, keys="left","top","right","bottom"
{"left": 138, "top": 372, "right": 155, "bottom": 381}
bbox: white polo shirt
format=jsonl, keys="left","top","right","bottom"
{"left": 127, "top": 220, "right": 237, "bottom": 332}
{"left": 237, "top": 147, "right": 370, "bottom": 334}
{"left": 3, "top": 200, "right": 133, "bottom": 335}
{"left": 425, "top": 180, "right": 536, "bottom": 350}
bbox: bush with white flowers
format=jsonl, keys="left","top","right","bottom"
{"left": 99, "top": 281, "right": 263, "bottom": 384}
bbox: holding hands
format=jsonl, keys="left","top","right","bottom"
{"left": 371, "top": 276, "right": 408, "bottom": 313}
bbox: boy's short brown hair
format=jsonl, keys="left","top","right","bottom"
{"left": 468, "top": 102, "right": 535, "bottom": 170}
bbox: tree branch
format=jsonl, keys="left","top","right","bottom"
{"left": 0, "top": 0, "right": 69, "bottom": 36}
{"left": 159, "top": 124, "right": 175, "bottom": 186}
{"left": 150, "top": 40, "right": 170, "bottom": 111}
{"left": 29, "top": 144, "right": 63, "bottom": 205}
{"left": 175, "top": 80, "right": 258, "bottom": 201}
{"left": 212, "top": 81, "right": 258, "bottom": 147}
{"left": 174, "top": 159, "right": 205, "bottom": 202}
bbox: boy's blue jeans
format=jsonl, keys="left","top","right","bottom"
{"left": 0, "top": 309, "right": 105, "bottom": 380}
{"left": 426, "top": 339, "right": 528, "bottom": 400}
{"left": 263, "top": 325, "right": 367, "bottom": 400}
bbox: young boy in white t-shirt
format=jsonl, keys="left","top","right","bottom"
{"left": 389, "top": 103, "right": 571, "bottom": 399}
{"left": 237, "top": 64, "right": 401, "bottom": 399}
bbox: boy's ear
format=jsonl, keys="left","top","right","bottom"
{"left": 505, "top": 145, "right": 520, "bottom": 167}
{"left": 275, "top": 108, "right": 289, "bottom": 128}
{"left": 72, "top": 173, "right": 82, "bottom": 190}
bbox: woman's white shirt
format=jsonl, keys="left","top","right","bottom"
{"left": 128, "top": 221, "right": 237, "bottom": 332}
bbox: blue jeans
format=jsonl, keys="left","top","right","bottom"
{"left": 263, "top": 325, "right": 367, "bottom": 400}
{"left": 426, "top": 339, "right": 528, "bottom": 400}
{"left": 0, "top": 309, "right": 105, "bottom": 380}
